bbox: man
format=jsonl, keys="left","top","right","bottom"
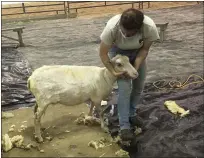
{"left": 99, "top": 8, "right": 159, "bottom": 141}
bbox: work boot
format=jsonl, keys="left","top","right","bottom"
{"left": 120, "top": 129, "right": 134, "bottom": 141}
{"left": 129, "top": 115, "right": 145, "bottom": 129}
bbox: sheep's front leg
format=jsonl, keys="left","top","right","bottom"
{"left": 99, "top": 110, "right": 105, "bottom": 130}
{"left": 95, "top": 102, "right": 109, "bottom": 133}
{"left": 88, "top": 102, "right": 94, "bottom": 116}
{"left": 90, "top": 100, "right": 105, "bottom": 129}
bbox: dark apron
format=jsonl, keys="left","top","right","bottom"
{"left": 109, "top": 45, "right": 140, "bottom": 65}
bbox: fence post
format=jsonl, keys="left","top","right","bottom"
{"left": 132, "top": 2, "right": 134, "bottom": 8}
{"left": 148, "top": 2, "right": 150, "bottom": 8}
{"left": 22, "top": 3, "right": 26, "bottom": 13}
{"left": 17, "top": 29, "right": 24, "bottom": 47}
{"left": 63, "top": 1, "right": 66, "bottom": 14}
{"left": 105, "top": 1, "right": 106, "bottom": 6}
{"left": 67, "top": 1, "right": 70, "bottom": 13}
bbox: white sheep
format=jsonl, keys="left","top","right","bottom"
{"left": 27, "top": 54, "right": 138, "bottom": 143}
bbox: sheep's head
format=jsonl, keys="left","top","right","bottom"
{"left": 110, "top": 54, "right": 138, "bottom": 79}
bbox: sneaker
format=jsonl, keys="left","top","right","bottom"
{"left": 120, "top": 129, "right": 134, "bottom": 141}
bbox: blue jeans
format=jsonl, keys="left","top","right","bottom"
{"left": 109, "top": 46, "right": 146, "bottom": 130}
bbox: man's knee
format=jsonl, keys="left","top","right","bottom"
{"left": 117, "top": 79, "right": 132, "bottom": 95}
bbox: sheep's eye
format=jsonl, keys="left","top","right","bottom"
{"left": 116, "top": 63, "right": 122, "bottom": 67}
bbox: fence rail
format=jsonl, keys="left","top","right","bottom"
{"left": 2, "top": 1, "right": 150, "bottom": 17}
{"left": 3, "top": 10, "right": 66, "bottom": 16}
{"left": 67, "top": 1, "right": 150, "bottom": 13}
{"left": 2, "top": 2, "right": 66, "bottom": 16}
{"left": 2, "top": 3, "right": 64, "bottom": 9}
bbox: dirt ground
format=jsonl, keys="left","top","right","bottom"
{"left": 2, "top": 104, "right": 120, "bottom": 157}
{"left": 2, "top": 3, "right": 203, "bottom": 157}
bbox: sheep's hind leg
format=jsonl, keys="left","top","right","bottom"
{"left": 34, "top": 103, "right": 48, "bottom": 143}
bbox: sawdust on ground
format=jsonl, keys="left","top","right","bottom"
{"left": 2, "top": 104, "right": 119, "bottom": 157}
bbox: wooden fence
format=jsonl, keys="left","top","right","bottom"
{"left": 67, "top": 1, "right": 150, "bottom": 13}
{"left": 2, "top": 2, "right": 66, "bottom": 16}
{"left": 2, "top": 1, "right": 150, "bottom": 17}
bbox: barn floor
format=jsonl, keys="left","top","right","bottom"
{"left": 2, "top": 3, "right": 203, "bottom": 157}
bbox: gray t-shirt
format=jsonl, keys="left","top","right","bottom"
{"left": 100, "top": 14, "right": 160, "bottom": 50}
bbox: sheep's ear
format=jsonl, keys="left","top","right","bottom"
{"left": 110, "top": 58, "right": 115, "bottom": 64}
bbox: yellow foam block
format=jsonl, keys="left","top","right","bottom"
{"left": 164, "top": 100, "right": 190, "bottom": 117}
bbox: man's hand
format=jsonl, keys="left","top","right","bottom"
{"left": 134, "top": 40, "right": 152, "bottom": 71}
{"left": 131, "top": 70, "right": 139, "bottom": 79}
{"left": 114, "top": 70, "right": 139, "bottom": 79}
{"left": 112, "top": 71, "right": 126, "bottom": 78}
{"left": 122, "top": 70, "right": 139, "bottom": 79}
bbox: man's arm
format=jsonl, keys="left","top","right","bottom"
{"left": 99, "top": 41, "right": 114, "bottom": 73}
{"left": 99, "top": 41, "right": 125, "bottom": 77}
{"left": 134, "top": 40, "right": 152, "bottom": 70}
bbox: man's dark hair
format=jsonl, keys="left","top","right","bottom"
{"left": 120, "top": 8, "right": 144, "bottom": 30}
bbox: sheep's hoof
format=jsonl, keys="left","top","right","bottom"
{"left": 87, "top": 112, "right": 92, "bottom": 116}
{"left": 101, "top": 123, "right": 109, "bottom": 133}
{"left": 34, "top": 135, "right": 44, "bottom": 143}
{"left": 102, "top": 126, "right": 109, "bottom": 133}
